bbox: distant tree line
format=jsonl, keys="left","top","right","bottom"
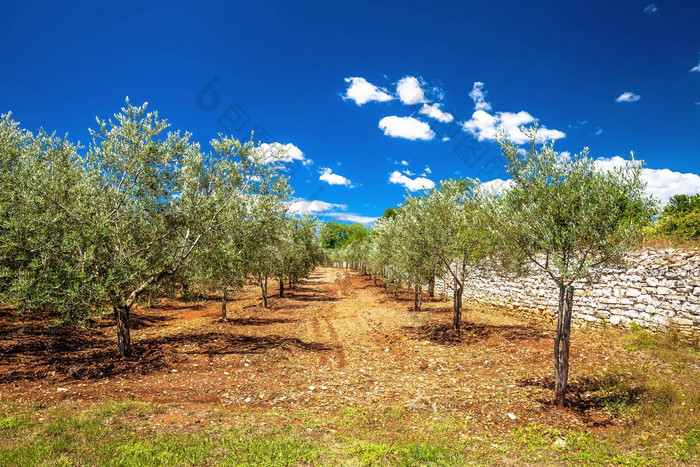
{"left": 650, "top": 194, "right": 700, "bottom": 240}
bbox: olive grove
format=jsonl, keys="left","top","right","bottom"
{"left": 0, "top": 100, "right": 324, "bottom": 357}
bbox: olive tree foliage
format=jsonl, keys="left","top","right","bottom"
{"left": 243, "top": 190, "right": 290, "bottom": 308}
{"left": 369, "top": 216, "right": 407, "bottom": 297}
{"left": 384, "top": 198, "right": 442, "bottom": 311}
{"left": 184, "top": 135, "right": 291, "bottom": 320}
{"left": 277, "top": 216, "right": 325, "bottom": 296}
{"left": 396, "top": 180, "right": 489, "bottom": 328}
{"left": 0, "top": 101, "right": 296, "bottom": 357}
{"left": 0, "top": 114, "right": 95, "bottom": 320}
{"left": 488, "top": 128, "right": 655, "bottom": 407}
{"left": 89, "top": 101, "right": 275, "bottom": 356}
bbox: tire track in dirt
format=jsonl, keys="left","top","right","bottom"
{"left": 311, "top": 317, "right": 330, "bottom": 367}
{"left": 322, "top": 317, "right": 347, "bottom": 369}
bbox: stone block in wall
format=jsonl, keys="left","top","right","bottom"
{"left": 646, "top": 277, "right": 660, "bottom": 286}
{"left": 672, "top": 317, "right": 693, "bottom": 327}
{"left": 650, "top": 314, "right": 670, "bottom": 327}
{"left": 623, "top": 309, "right": 640, "bottom": 319}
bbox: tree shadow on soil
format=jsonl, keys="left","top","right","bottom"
{"left": 287, "top": 294, "right": 339, "bottom": 302}
{"left": 141, "top": 331, "right": 335, "bottom": 356}
{"left": 517, "top": 374, "right": 646, "bottom": 426}
{"left": 130, "top": 314, "right": 176, "bottom": 329}
{"left": 402, "top": 322, "right": 549, "bottom": 346}
{"left": 223, "top": 317, "right": 299, "bottom": 326}
{"left": 0, "top": 316, "right": 331, "bottom": 384}
{"left": 0, "top": 322, "right": 152, "bottom": 383}
{"left": 150, "top": 302, "right": 207, "bottom": 312}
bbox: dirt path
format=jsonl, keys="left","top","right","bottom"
{"left": 0, "top": 267, "right": 639, "bottom": 433}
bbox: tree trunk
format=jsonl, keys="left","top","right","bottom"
{"left": 279, "top": 275, "right": 284, "bottom": 297}
{"left": 453, "top": 277, "right": 463, "bottom": 332}
{"left": 554, "top": 286, "right": 575, "bottom": 407}
{"left": 261, "top": 274, "right": 268, "bottom": 308}
{"left": 114, "top": 305, "right": 132, "bottom": 358}
{"left": 221, "top": 286, "right": 228, "bottom": 321}
{"left": 289, "top": 276, "right": 293, "bottom": 290}
{"left": 414, "top": 284, "right": 419, "bottom": 311}
{"left": 418, "top": 286, "right": 423, "bottom": 310}
{"left": 428, "top": 278, "right": 435, "bottom": 298}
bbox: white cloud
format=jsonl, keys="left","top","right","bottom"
{"left": 424, "top": 166, "right": 432, "bottom": 174}
{"left": 462, "top": 109, "right": 565, "bottom": 144}
{"left": 462, "top": 82, "right": 565, "bottom": 144}
{"left": 256, "top": 142, "right": 310, "bottom": 164}
{"left": 400, "top": 160, "right": 409, "bottom": 166}
{"left": 568, "top": 120, "right": 588, "bottom": 129}
{"left": 389, "top": 170, "right": 435, "bottom": 191}
{"left": 644, "top": 4, "right": 658, "bottom": 14}
{"left": 329, "top": 212, "right": 378, "bottom": 224}
{"left": 469, "top": 82, "right": 492, "bottom": 111}
{"left": 396, "top": 76, "right": 426, "bottom": 105}
{"left": 481, "top": 178, "right": 514, "bottom": 193}
{"left": 402, "top": 169, "right": 415, "bottom": 176}
{"left": 593, "top": 127, "right": 603, "bottom": 136}
{"left": 615, "top": 92, "right": 641, "bottom": 103}
{"left": 378, "top": 116, "right": 435, "bottom": 140}
{"left": 595, "top": 156, "right": 700, "bottom": 203}
{"left": 290, "top": 198, "right": 376, "bottom": 224}
{"left": 690, "top": 58, "right": 700, "bottom": 72}
{"left": 442, "top": 136, "right": 450, "bottom": 142}
{"left": 319, "top": 167, "right": 351, "bottom": 186}
{"left": 419, "top": 103, "right": 454, "bottom": 123}
{"left": 343, "top": 77, "right": 393, "bottom": 105}
{"left": 289, "top": 199, "right": 347, "bottom": 214}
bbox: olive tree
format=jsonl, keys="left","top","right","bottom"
{"left": 84, "top": 100, "right": 264, "bottom": 356}
{"left": 489, "top": 128, "right": 655, "bottom": 406}
{"left": 0, "top": 114, "right": 95, "bottom": 320}
{"left": 418, "top": 179, "right": 489, "bottom": 330}
{"left": 392, "top": 199, "right": 442, "bottom": 311}
{"left": 371, "top": 215, "right": 408, "bottom": 298}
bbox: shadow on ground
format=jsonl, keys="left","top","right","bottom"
{"left": 517, "top": 373, "right": 646, "bottom": 426}
{"left": 402, "top": 322, "right": 549, "bottom": 346}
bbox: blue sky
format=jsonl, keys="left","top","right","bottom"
{"left": 1, "top": 0, "right": 699, "bottom": 223}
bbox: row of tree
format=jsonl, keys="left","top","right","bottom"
{"left": 0, "top": 100, "right": 324, "bottom": 357}
{"left": 327, "top": 128, "right": 656, "bottom": 406}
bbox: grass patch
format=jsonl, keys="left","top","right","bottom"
{"left": 3, "top": 401, "right": 695, "bottom": 466}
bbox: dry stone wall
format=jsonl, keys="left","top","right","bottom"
{"left": 436, "top": 248, "right": 700, "bottom": 333}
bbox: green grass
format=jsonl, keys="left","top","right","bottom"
{"left": 2, "top": 400, "right": 697, "bottom": 466}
